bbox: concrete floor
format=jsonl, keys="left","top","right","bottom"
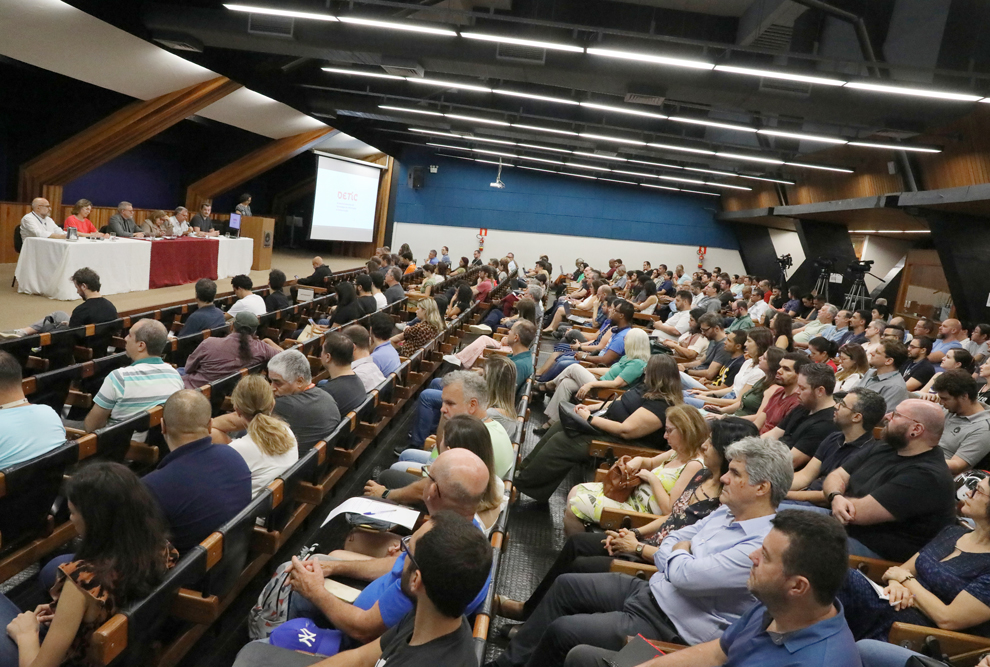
{"left": 0, "top": 249, "right": 365, "bottom": 330}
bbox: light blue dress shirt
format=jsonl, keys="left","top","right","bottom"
{"left": 650, "top": 505, "right": 775, "bottom": 644}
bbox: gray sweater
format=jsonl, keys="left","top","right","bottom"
{"left": 107, "top": 213, "right": 141, "bottom": 237}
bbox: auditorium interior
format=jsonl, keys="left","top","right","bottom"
{"left": 4, "top": 1, "right": 990, "bottom": 666}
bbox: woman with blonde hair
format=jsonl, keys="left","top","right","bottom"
{"left": 540, "top": 328, "right": 651, "bottom": 429}
{"left": 227, "top": 374, "right": 298, "bottom": 496}
{"left": 565, "top": 404, "right": 708, "bottom": 534}
{"left": 391, "top": 298, "right": 443, "bottom": 357}
{"left": 484, "top": 354, "right": 519, "bottom": 433}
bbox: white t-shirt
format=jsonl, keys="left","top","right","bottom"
{"left": 653, "top": 309, "right": 691, "bottom": 342}
{"left": 229, "top": 429, "right": 299, "bottom": 497}
{"left": 732, "top": 358, "right": 764, "bottom": 397}
{"left": 20, "top": 212, "right": 61, "bottom": 240}
{"left": 228, "top": 293, "right": 267, "bottom": 317}
{"left": 963, "top": 339, "right": 989, "bottom": 360}
{"left": 167, "top": 216, "right": 189, "bottom": 236}
{"left": 748, "top": 300, "right": 769, "bottom": 325}
{"left": 374, "top": 292, "right": 388, "bottom": 309}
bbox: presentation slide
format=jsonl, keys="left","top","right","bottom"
{"left": 310, "top": 155, "right": 381, "bottom": 242}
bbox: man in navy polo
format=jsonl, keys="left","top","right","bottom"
{"left": 143, "top": 390, "right": 251, "bottom": 552}
{"left": 565, "top": 510, "right": 860, "bottom": 667}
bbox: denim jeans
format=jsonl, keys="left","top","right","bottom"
{"left": 407, "top": 378, "right": 443, "bottom": 448}
{"left": 847, "top": 538, "right": 885, "bottom": 559}
{"left": 0, "top": 593, "right": 22, "bottom": 667}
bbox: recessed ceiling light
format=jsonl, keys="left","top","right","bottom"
{"left": 587, "top": 47, "right": 714, "bottom": 70}
{"left": 669, "top": 117, "right": 757, "bottom": 133}
{"left": 493, "top": 89, "right": 579, "bottom": 105}
{"left": 847, "top": 141, "right": 941, "bottom": 153}
{"left": 713, "top": 65, "right": 844, "bottom": 87}
{"left": 579, "top": 102, "right": 668, "bottom": 120}
{"left": 849, "top": 229, "right": 930, "bottom": 233}
{"left": 648, "top": 143, "right": 717, "bottom": 155}
{"left": 511, "top": 123, "right": 579, "bottom": 136}
{"left": 406, "top": 78, "right": 492, "bottom": 93}
{"left": 460, "top": 32, "right": 584, "bottom": 53}
{"left": 843, "top": 81, "right": 982, "bottom": 102}
{"left": 380, "top": 105, "right": 443, "bottom": 115}
{"left": 225, "top": 4, "right": 337, "bottom": 21}
{"left": 336, "top": 16, "right": 457, "bottom": 36}
{"left": 715, "top": 152, "right": 785, "bottom": 165}
{"left": 757, "top": 129, "right": 847, "bottom": 144}
{"left": 426, "top": 142, "right": 469, "bottom": 150}
{"left": 784, "top": 161, "right": 855, "bottom": 173}
{"left": 325, "top": 67, "right": 402, "bottom": 80}
{"left": 580, "top": 132, "right": 646, "bottom": 146}
{"left": 445, "top": 113, "right": 510, "bottom": 126}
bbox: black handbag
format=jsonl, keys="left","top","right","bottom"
{"left": 557, "top": 399, "right": 614, "bottom": 438}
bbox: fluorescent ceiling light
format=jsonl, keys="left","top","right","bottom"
{"left": 843, "top": 81, "right": 982, "bottom": 102}
{"left": 628, "top": 158, "right": 682, "bottom": 169}
{"left": 511, "top": 124, "right": 579, "bottom": 136}
{"left": 518, "top": 166, "right": 557, "bottom": 174}
{"left": 757, "top": 129, "right": 847, "bottom": 144}
{"left": 472, "top": 148, "right": 517, "bottom": 159}
{"left": 573, "top": 152, "right": 627, "bottom": 162}
{"left": 460, "top": 32, "right": 584, "bottom": 53}
{"left": 519, "top": 155, "right": 566, "bottom": 165}
{"left": 566, "top": 162, "right": 607, "bottom": 171}
{"left": 225, "top": 4, "right": 337, "bottom": 21}
{"left": 784, "top": 161, "right": 854, "bottom": 173}
{"left": 716, "top": 152, "right": 785, "bottom": 165}
{"left": 475, "top": 159, "right": 513, "bottom": 166}
{"left": 409, "top": 128, "right": 463, "bottom": 139}
{"left": 598, "top": 177, "right": 638, "bottom": 185}
{"left": 848, "top": 141, "right": 941, "bottom": 153}
{"left": 518, "top": 143, "right": 572, "bottom": 153}
{"left": 648, "top": 143, "right": 716, "bottom": 155}
{"left": 337, "top": 16, "right": 457, "bottom": 36}
{"left": 659, "top": 175, "right": 706, "bottom": 185}
{"left": 682, "top": 166, "right": 795, "bottom": 185}
{"left": 406, "top": 78, "right": 492, "bottom": 92}
{"left": 426, "top": 142, "right": 469, "bottom": 150}
{"left": 707, "top": 182, "right": 753, "bottom": 191}
{"left": 381, "top": 105, "right": 443, "bottom": 115}
{"left": 850, "top": 229, "right": 930, "bottom": 234}
{"left": 493, "top": 89, "right": 579, "bottom": 105}
{"left": 587, "top": 47, "right": 713, "bottom": 70}
{"left": 736, "top": 175, "right": 796, "bottom": 185}
{"left": 684, "top": 167, "right": 734, "bottom": 177}
{"left": 641, "top": 184, "right": 682, "bottom": 192}
{"left": 464, "top": 136, "right": 517, "bottom": 145}
{"left": 614, "top": 169, "right": 660, "bottom": 179}
{"left": 713, "top": 65, "right": 844, "bottom": 87}
{"left": 681, "top": 189, "right": 722, "bottom": 197}
{"left": 325, "top": 67, "right": 402, "bottom": 80}
{"left": 560, "top": 172, "right": 597, "bottom": 179}
{"left": 445, "top": 113, "right": 509, "bottom": 126}
{"left": 669, "top": 117, "right": 757, "bottom": 133}
{"left": 579, "top": 102, "right": 668, "bottom": 120}
{"left": 580, "top": 132, "right": 646, "bottom": 146}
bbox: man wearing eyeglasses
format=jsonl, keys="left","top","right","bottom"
{"left": 680, "top": 312, "right": 730, "bottom": 382}
{"left": 281, "top": 448, "right": 492, "bottom": 647}
{"left": 821, "top": 398, "right": 955, "bottom": 561}
{"left": 19, "top": 198, "right": 66, "bottom": 240}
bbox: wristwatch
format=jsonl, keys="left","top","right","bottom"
{"left": 381, "top": 489, "right": 390, "bottom": 500}
{"left": 586, "top": 413, "right": 595, "bottom": 424}
{"left": 826, "top": 491, "right": 842, "bottom": 505}
{"left": 635, "top": 543, "right": 645, "bottom": 557}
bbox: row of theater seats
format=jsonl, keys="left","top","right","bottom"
{"left": 0, "top": 266, "right": 527, "bottom": 666}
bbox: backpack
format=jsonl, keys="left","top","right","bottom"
{"left": 248, "top": 543, "right": 319, "bottom": 639}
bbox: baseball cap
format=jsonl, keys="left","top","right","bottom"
{"left": 233, "top": 310, "right": 260, "bottom": 333}
{"left": 269, "top": 619, "right": 343, "bottom": 656}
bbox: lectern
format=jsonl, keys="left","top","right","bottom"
{"left": 239, "top": 216, "right": 274, "bottom": 271}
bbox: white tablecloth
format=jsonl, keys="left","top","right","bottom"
{"left": 15, "top": 237, "right": 151, "bottom": 300}
{"left": 216, "top": 237, "right": 254, "bottom": 279}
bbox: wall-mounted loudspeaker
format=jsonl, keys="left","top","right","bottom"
{"left": 408, "top": 166, "right": 425, "bottom": 189}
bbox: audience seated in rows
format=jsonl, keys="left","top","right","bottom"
{"left": 2, "top": 267, "right": 117, "bottom": 339}
{"left": 227, "top": 274, "right": 267, "bottom": 319}
{"left": 391, "top": 299, "right": 443, "bottom": 359}
{"left": 382, "top": 268, "right": 405, "bottom": 304}
{"left": 444, "top": 320, "right": 537, "bottom": 393}
{"left": 0, "top": 351, "right": 66, "bottom": 468}
{"left": 264, "top": 269, "right": 291, "bottom": 312}
{"left": 178, "top": 278, "right": 227, "bottom": 337}
{"left": 368, "top": 312, "right": 401, "bottom": 377}
{"left": 930, "top": 369, "right": 990, "bottom": 473}
{"left": 226, "top": 375, "right": 298, "bottom": 497}
{"left": 296, "top": 256, "right": 333, "bottom": 287}
{"left": 752, "top": 352, "right": 808, "bottom": 434}
{"left": 340, "top": 325, "right": 386, "bottom": 392}
{"left": 355, "top": 275, "right": 377, "bottom": 316}
{"left": 85, "top": 319, "right": 182, "bottom": 432}
{"left": 181, "top": 311, "right": 281, "bottom": 389}
{"left": 319, "top": 332, "right": 368, "bottom": 416}
{"left": 765, "top": 362, "right": 840, "bottom": 469}
{"left": 688, "top": 327, "right": 772, "bottom": 411}
{"left": 854, "top": 339, "right": 910, "bottom": 411}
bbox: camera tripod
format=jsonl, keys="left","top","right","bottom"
{"left": 843, "top": 277, "right": 871, "bottom": 312}
{"left": 813, "top": 268, "right": 832, "bottom": 304}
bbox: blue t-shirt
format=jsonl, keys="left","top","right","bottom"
{"left": 372, "top": 342, "right": 402, "bottom": 377}
{"left": 605, "top": 326, "right": 631, "bottom": 357}
{"left": 719, "top": 600, "right": 861, "bottom": 667}
{"left": 143, "top": 436, "right": 251, "bottom": 552}
{"left": 352, "top": 519, "right": 492, "bottom": 628}
{"left": 178, "top": 305, "right": 226, "bottom": 337}
{"left": 0, "top": 404, "right": 66, "bottom": 469}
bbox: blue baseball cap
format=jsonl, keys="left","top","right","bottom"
{"left": 269, "top": 619, "right": 343, "bottom": 657}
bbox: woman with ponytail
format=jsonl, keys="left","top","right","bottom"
{"left": 227, "top": 374, "right": 299, "bottom": 496}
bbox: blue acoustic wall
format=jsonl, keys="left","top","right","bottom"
{"left": 394, "top": 149, "right": 737, "bottom": 249}
{"left": 63, "top": 143, "right": 183, "bottom": 211}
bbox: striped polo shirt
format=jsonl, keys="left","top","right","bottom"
{"left": 94, "top": 357, "right": 183, "bottom": 425}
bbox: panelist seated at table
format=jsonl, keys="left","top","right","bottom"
{"left": 167, "top": 206, "right": 192, "bottom": 236}
{"left": 19, "top": 197, "right": 66, "bottom": 240}
{"left": 190, "top": 200, "right": 220, "bottom": 236}
{"left": 1, "top": 267, "right": 117, "bottom": 339}
{"left": 106, "top": 201, "right": 146, "bottom": 238}
{"left": 139, "top": 209, "right": 172, "bottom": 238}
{"left": 226, "top": 275, "right": 268, "bottom": 319}
{"left": 63, "top": 198, "right": 106, "bottom": 238}
{"left": 177, "top": 279, "right": 227, "bottom": 337}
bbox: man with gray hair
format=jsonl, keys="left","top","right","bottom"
{"left": 793, "top": 302, "right": 838, "bottom": 347}
{"left": 266, "top": 348, "right": 340, "bottom": 453}
{"left": 107, "top": 201, "right": 145, "bottom": 238}
{"left": 402, "top": 370, "right": 512, "bottom": 477}
{"left": 167, "top": 205, "right": 190, "bottom": 236}
{"left": 20, "top": 197, "right": 66, "bottom": 240}
{"left": 493, "top": 437, "right": 792, "bottom": 667}
{"left": 383, "top": 266, "right": 405, "bottom": 304}
{"left": 84, "top": 318, "right": 182, "bottom": 431}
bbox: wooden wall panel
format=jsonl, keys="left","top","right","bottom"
{"left": 721, "top": 185, "right": 779, "bottom": 212}
{"left": 915, "top": 107, "right": 990, "bottom": 191}
{"left": 783, "top": 149, "right": 904, "bottom": 205}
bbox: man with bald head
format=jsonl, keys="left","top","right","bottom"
{"left": 282, "top": 448, "right": 493, "bottom": 645}
{"left": 930, "top": 318, "right": 966, "bottom": 366}
{"left": 20, "top": 198, "right": 66, "bottom": 240}
{"left": 297, "top": 255, "right": 333, "bottom": 287}
{"left": 143, "top": 390, "right": 251, "bottom": 552}
{"left": 822, "top": 398, "right": 955, "bottom": 561}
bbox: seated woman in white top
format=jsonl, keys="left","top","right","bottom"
{"left": 226, "top": 374, "right": 298, "bottom": 496}
{"left": 835, "top": 342, "right": 869, "bottom": 392}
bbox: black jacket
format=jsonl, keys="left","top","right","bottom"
{"left": 298, "top": 264, "right": 332, "bottom": 287}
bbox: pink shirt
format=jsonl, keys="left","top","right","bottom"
{"left": 64, "top": 215, "right": 97, "bottom": 234}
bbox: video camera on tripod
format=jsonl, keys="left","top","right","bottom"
{"left": 843, "top": 259, "right": 883, "bottom": 311}
{"left": 812, "top": 257, "right": 836, "bottom": 302}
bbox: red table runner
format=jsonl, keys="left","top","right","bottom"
{"left": 148, "top": 237, "right": 219, "bottom": 289}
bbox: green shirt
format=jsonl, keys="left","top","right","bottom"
{"left": 603, "top": 356, "right": 647, "bottom": 385}
{"left": 509, "top": 350, "right": 534, "bottom": 392}
{"left": 726, "top": 314, "right": 753, "bottom": 332}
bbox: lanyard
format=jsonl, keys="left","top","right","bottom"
{"left": 0, "top": 398, "right": 29, "bottom": 409}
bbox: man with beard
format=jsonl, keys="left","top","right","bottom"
{"left": 821, "top": 399, "right": 955, "bottom": 561}
{"left": 568, "top": 511, "right": 859, "bottom": 667}
{"left": 929, "top": 318, "right": 967, "bottom": 366}
{"left": 763, "top": 363, "right": 840, "bottom": 470}
{"left": 755, "top": 353, "right": 809, "bottom": 435}
{"left": 234, "top": 511, "right": 492, "bottom": 667}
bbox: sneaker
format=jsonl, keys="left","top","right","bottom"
{"left": 0, "top": 330, "right": 22, "bottom": 339}
{"left": 465, "top": 324, "right": 492, "bottom": 335}
{"left": 395, "top": 322, "right": 408, "bottom": 331}
{"left": 443, "top": 354, "right": 462, "bottom": 367}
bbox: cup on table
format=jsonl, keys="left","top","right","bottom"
{"left": 109, "top": 232, "right": 116, "bottom": 241}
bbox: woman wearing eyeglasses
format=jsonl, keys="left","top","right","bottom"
{"left": 845, "top": 472, "right": 990, "bottom": 667}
